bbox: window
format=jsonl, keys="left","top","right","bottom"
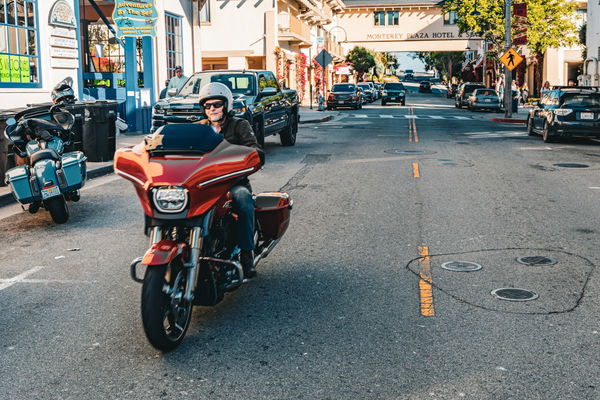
{"left": 444, "top": 11, "right": 457, "bottom": 25}
{"left": 374, "top": 11, "right": 398, "bottom": 26}
{"left": 200, "top": 1, "right": 210, "bottom": 23}
{"left": 0, "top": 0, "right": 39, "bottom": 87}
{"left": 165, "top": 13, "right": 183, "bottom": 79}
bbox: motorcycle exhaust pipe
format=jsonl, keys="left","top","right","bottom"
{"left": 253, "top": 239, "right": 280, "bottom": 268}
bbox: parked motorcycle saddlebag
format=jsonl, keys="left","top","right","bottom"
{"left": 255, "top": 192, "right": 292, "bottom": 240}
{"left": 59, "top": 151, "right": 87, "bottom": 191}
{"left": 5, "top": 165, "right": 39, "bottom": 204}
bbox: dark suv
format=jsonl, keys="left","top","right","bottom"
{"left": 527, "top": 87, "right": 600, "bottom": 142}
{"left": 382, "top": 82, "right": 406, "bottom": 106}
{"left": 455, "top": 83, "right": 485, "bottom": 108}
{"left": 327, "top": 83, "right": 362, "bottom": 110}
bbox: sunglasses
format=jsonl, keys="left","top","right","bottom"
{"left": 204, "top": 101, "right": 225, "bottom": 109}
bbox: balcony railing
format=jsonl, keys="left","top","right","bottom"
{"left": 278, "top": 12, "right": 311, "bottom": 44}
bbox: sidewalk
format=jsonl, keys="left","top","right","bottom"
{"left": 299, "top": 106, "right": 339, "bottom": 124}
{"left": 0, "top": 134, "right": 145, "bottom": 207}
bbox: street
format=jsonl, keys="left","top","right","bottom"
{"left": 1, "top": 88, "right": 600, "bottom": 399}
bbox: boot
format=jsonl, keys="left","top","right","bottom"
{"left": 240, "top": 250, "right": 256, "bottom": 279}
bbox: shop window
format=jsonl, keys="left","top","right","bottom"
{"left": 165, "top": 13, "right": 183, "bottom": 79}
{"left": 200, "top": 1, "right": 210, "bottom": 23}
{"left": 387, "top": 11, "right": 399, "bottom": 26}
{"left": 374, "top": 11, "right": 385, "bottom": 26}
{"left": 444, "top": 11, "right": 457, "bottom": 25}
{"left": 0, "top": 0, "right": 40, "bottom": 87}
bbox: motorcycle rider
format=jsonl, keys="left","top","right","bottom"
{"left": 197, "top": 82, "right": 259, "bottom": 278}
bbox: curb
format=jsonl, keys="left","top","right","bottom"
{"left": 490, "top": 118, "right": 527, "bottom": 124}
{"left": 299, "top": 115, "right": 333, "bottom": 124}
{"left": 0, "top": 163, "right": 114, "bottom": 208}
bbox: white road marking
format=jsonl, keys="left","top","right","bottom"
{"left": 404, "top": 115, "right": 419, "bottom": 119}
{"left": 589, "top": 187, "right": 600, "bottom": 190}
{"left": 355, "top": 114, "right": 368, "bottom": 118}
{"left": 429, "top": 115, "right": 445, "bottom": 119}
{"left": 453, "top": 116, "right": 472, "bottom": 120}
{"left": 380, "top": 115, "right": 394, "bottom": 118}
{"left": 0, "top": 266, "right": 44, "bottom": 291}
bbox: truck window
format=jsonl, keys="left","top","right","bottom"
{"left": 264, "top": 72, "right": 280, "bottom": 91}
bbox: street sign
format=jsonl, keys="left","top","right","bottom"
{"left": 314, "top": 49, "right": 333, "bottom": 69}
{"left": 499, "top": 48, "right": 524, "bottom": 71}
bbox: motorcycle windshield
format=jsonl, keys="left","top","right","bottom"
{"left": 145, "top": 123, "right": 223, "bottom": 155}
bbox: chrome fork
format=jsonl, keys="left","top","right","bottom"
{"left": 184, "top": 227, "right": 203, "bottom": 303}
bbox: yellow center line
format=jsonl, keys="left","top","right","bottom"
{"left": 412, "top": 162, "right": 420, "bottom": 178}
{"left": 417, "top": 246, "right": 435, "bottom": 317}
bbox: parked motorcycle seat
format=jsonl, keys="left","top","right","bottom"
{"left": 30, "top": 149, "right": 60, "bottom": 165}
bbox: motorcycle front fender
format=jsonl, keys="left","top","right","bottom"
{"left": 142, "top": 240, "right": 188, "bottom": 266}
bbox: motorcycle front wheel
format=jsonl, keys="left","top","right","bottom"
{"left": 44, "top": 196, "right": 69, "bottom": 224}
{"left": 141, "top": 262, "right": 192, "bottom": 352}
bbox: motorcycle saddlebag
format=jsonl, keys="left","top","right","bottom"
{"left": 5, "top": 165, "right": 39, "bottom": 204}
{"left": 255, "top": 192, "right": 292, "bottom": 240}
{"left": 60, "top": 151, "right": 87, "bottom": 192}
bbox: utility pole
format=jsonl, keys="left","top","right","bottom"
{"left": 504, "top": 0, "right": 513, "bottom": 118}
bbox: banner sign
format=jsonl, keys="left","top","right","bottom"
{"left": 513, "top": 3, "right": 528, "bottom": 46}
{"left": 113, "top": 0, "right": 158, "bottom": 38}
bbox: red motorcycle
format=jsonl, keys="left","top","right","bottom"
{"left": 114, "top": 124, "right": 292, "bottom": 351}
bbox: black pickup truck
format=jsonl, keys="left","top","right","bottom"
{"left": 152, "top": 70, "right": 299, "bottom": 147}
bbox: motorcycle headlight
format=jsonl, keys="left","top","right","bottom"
{"left": 153, "top": 186, "right": 188, "bottom": 213}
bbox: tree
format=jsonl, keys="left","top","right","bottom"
{"left": 443, "top": 0, "right": 578, "bottom": 93}
{"left": 346, "top": 46, "right": 376, "bottom": 81}
{"left": 412, "top": 51, "right": 465, "bottom": 80}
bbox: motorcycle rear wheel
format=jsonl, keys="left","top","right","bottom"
{"left": 141, "top": 263, "right": 192, "bottom": 352}
{"left": 44, "top": 196, "right": 69, "bottom": 224}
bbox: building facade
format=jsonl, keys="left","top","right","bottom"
{"left": 0, "top": 0, "right": 203, "bottom": 133}
{"left": 582, "top": 0, "right": 599, "bottom": 86}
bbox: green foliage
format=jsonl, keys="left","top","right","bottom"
{"left": 579, "top": 22, "right": 587, "bottom": 60}
{"left": 346, "top": 46, "right": 376, "bottom": 77}
{"left": 442, "top": 0, "right": 578, "bottom": 53}
{"left": 411, "top": 51, "right": 465, "bottom": 77}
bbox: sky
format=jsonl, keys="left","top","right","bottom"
{"left": 392, "top": 52, "right": 427, "bottom": 72}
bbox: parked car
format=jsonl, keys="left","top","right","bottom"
{"left": 447, "top": 84, "right": 458, "bottom": 98}
{"left": 152, "top": 69, "right": 299, "bottom": 147}
{"left": 455, "top": 83, "right": 485, "bottom": 108}
{"left": 404, "top": 69, "right": 414, "bottom": 80}
{"left": 358, "top": 82, "right": 376, "bottom": 103}
{"left": 467, "top": 89, "right": 502, "bottom": 112}
{"left": 381, "top": 82, "right": 406, "bottom": 106}
{"left": 419, "top": 81, "right": 432, "bottom": 93}
{"left": 327, "top": 83, "right": 362, "bottom": 110}
{"left": 526, "top": 87, "right": 600, "bottom": 143}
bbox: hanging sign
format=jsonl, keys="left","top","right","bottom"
{"left": 49, "top": 0, "right": 77, "bottom": 28}
{"left": 113, "top": 0, "right": 158, "bottom": 38}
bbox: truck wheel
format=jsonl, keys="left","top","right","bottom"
{"left": 280, "top": 111, "right": 297, "bottom": 146}
{"left": 253, "top": 119, "right": 265, "bottom": 148}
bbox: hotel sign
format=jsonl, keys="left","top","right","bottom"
{"left": 365, "top": 32, "right": 479, "bottom": 41}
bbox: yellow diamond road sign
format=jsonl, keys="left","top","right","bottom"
{"left": 499, "top": 48, "right": 524, "bottom": 71}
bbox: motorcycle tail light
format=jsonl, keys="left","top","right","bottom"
{"left": 153, "top": 186, "right": 189, "bottom": 213}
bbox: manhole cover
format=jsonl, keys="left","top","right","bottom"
{"left": 441, "top": 261, "right": 482, "bottom": 272}
{"left": 553, "top": 163, "right": 589, "bottom": 168}
{"left": 491, "top": 288, "right": 539, "bottom": 302}
{"left": 516, "top": 256, "right": 557, "bottom": 266}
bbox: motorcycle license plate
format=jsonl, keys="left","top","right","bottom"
{"left": 580, "top": 112, "right": 594, "bottom": 120}
{"left": 41, "top": 185, "right": 60, "bottom": 200}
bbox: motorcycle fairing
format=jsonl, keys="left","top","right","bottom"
{"left": 114, "top": 139, "right": 261, "bottom": 218}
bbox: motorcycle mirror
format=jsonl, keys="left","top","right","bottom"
{"left": 53, "top": 111, "right": 75, "bottom": 131}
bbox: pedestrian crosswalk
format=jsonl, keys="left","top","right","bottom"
{"left": 462, "top": 131, "right": 527, "bottom": 139}
{"left": 344, "top": 114, "right": 474, "bottom": 120}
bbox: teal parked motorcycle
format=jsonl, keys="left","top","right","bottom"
{"left": 4, "top": 79, "right": 87, "bottom": 223}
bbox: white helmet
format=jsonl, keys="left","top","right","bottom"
{"left": 199, "top": 82, "right": 234, "bottom": 113}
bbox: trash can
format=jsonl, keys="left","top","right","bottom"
{"left": 63, "top": 101, "right": 88, "bottom": 153}
{"left": 81, "top": 100, "right": 118, "bottom": 162}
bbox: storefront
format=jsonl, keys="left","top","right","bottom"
{"left": 0, "top": 0, "right": 202, "bottom": 133}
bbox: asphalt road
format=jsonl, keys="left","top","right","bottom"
{"left": 1, "top": 89, "right": 600, "bottom": 399}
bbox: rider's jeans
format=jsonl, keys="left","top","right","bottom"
{"left": 230, "top": 185, "right": 255, "bottom": 251}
